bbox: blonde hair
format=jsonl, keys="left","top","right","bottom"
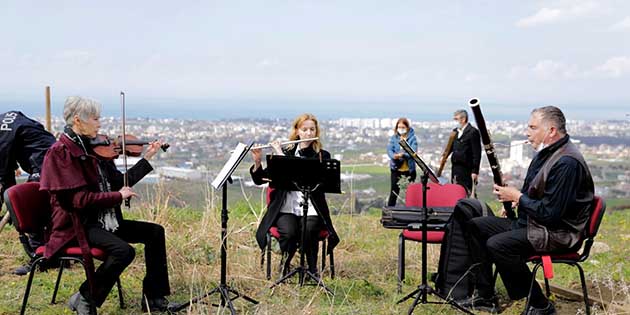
{"left": 288, "top": 113, "right": 322, "bottom": 152}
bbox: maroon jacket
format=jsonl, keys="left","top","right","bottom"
{"left": 39, "top": 134, "right": 122, "bottom": 259}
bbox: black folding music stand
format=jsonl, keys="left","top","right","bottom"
{"left": 265, "top": 155, "right": 340, "bottom": 294}
{"left": 397, "top": 139, "right": 473, "bottom": 315}
{"left": 168, "top": 142, "right": 258, "bottom": 314}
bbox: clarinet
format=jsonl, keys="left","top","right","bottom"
{"left": 469, "top": 98, "right": 516, "bottom": 220}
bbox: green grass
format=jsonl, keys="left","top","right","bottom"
{"left": 1, "top": 197, "right": 628, "bottom": 314}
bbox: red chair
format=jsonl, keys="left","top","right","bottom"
{"left": 523, "top": 196, "right": 606, "bottom": 315}
{"left": 261, "top": 187, "right": 335, "bottom": 280}
{"left": 4, "top": 182, "right": 124, "bottom": 315}
{"left": 398, "top": 183, "right": 467, "bottom": 292}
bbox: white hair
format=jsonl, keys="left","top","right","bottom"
{"left": 63, "top": 96, "right": 102, "bottom": 126}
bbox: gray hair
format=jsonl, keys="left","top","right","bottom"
{"left": 453, "top": 109, "right": 468, "bottom": 122}
{"left": 532, "top": 106, "right": 566, "bottom": 134}
{"left": 63, "top": 96, "right": 102, "bottom": 126}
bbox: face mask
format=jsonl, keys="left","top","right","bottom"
{"left": 397, "top": 128, "right": 407, "bottom": 135}
{"left": 535, "top": 129, "right": 550, "bottom": 152}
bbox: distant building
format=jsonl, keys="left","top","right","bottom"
{"left": 509, "top": 141, "right": 526, "bottom": 166}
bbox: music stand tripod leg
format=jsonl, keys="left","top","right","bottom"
{"left": 269, "top": 186, "right": 333, "bottom": 294}
{"left": 397, "top": 174, "right": 474, "bottom": 315}
{"left": 168, "top": 182, "right": 258, "bottom": 313}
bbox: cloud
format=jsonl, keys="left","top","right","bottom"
{"left": 595, "top": 56, "right": 630, "bottom": 77}
{"left": 509, "top": 60, "right": 580, "bottom": 80}
{"left": 609, "top": 17, "right": 630, "bottom": 31}
{"left": 516, "top": 1, "right": 599, "bottom": 28}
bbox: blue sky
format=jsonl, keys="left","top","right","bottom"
{"left": 1, "top": 1, "right": 629, "bottom": 120}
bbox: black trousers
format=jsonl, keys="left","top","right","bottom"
{"left": 80, "top": 220, "right": 171, "bottom": 307}
{"left": 466, "top": 216, "right": 546, "bottom": 303}
{"left": 451, "top": 164, "right": 473, "bottom": 194}
{"left": 388, "top": 170, "right": 416, "bottom": 206}
{"left": 275, "top": 213, "right": 323, "bottom": 273}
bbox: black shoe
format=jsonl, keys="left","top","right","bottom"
{"left": 141, "top": 296, "right": 169, "bottom": 312}
{"left": 13, "top": 264, "right": 31, "bottom": 276}
{"left": 521, "top": 302, "right": 557, "bottom": 315}
{"left": 457, "top": 294, "right": 500, "bottom": 314}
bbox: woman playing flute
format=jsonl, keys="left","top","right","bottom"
{"left": 250, "top": 113, "right": 340, "bottom": 277}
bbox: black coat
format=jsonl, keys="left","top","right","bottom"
{"left": 0, "top": 111, "right": 56, "bottom": 188}
{"left": 250, "top": 145, "right": 340, "bottom": 254}
{"left": 450, "top": 124, "right": 482, "bottom": 174}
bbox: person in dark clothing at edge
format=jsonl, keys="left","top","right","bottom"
{"left": 386, "top": 117, "right": 418, "bottom": 206}
{"left": 449, "top": 106, "right": 594, "bottom": 314}
{"left": 0, "top": 110, "right": 56, "bottom": 275}
{"left": 450, "top": 109, "right": 481, "bottom": 195}
{"left": 39, "top": 96, "right": 171, "bottom": 314}
{"left": 250, "top": 113, "right": 340, "bottom": 277}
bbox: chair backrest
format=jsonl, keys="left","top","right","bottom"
{"left": 4, "top": 182, "right": 52, "bottom": 235}
{"left": 405, "top": 183, "right": 467, "bottom": 208}
{"left": 580, "top": 195, "right": 606, "bottom": 259}
{"left": 585, "top": 196, "right": 606, "bottom": 238}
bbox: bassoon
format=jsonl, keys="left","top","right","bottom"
{"left": 469, "top": 98, "right": 515, "bottom": 219}
{"left": 436, "top": 130, "right": 457, "bottom": 177}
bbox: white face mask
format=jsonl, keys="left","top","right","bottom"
{"left": 535, "top": 129, "right": 550, "bottom": 152}
{"left": 397, "top": 128, "right": 407, "bottom": 135}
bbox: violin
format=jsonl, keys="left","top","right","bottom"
{"left": 90, "top": 134, "right": 170, "bottom": 160}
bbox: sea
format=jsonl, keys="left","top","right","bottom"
{"left": 2, "top": 99, "right": 629, "bottom": 122}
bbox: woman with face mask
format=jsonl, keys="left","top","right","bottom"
{"left": 387, "top": 118, "right": 418, "bottom": 206}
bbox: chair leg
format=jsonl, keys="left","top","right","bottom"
{"left": 51, "top": 260, "right": 66, "bottom": 304}
{"left": 116, "top": 278, "right": 125, "bottom": 309}
{"left": 544, "top": 277, "right": 551, "bottom": 297}
{"left": 398, "top": 233, "right": 405, "bottom": 293}
{"left": 329, "top": 249, "right": 335, "bottom": 279}
{"left": 524, "top": 262, "right": 543, "bottom": 314}
{"left": 21, "top": 257, "right": 45, "bottom": 315}
{"left": 575, "top": 263, "right": 591, "bottom": 315}
{"left": 266, "top": 233, "right": 272, "bottom": 280}
{"left": 321, "top": 239, "right": 327, "bottom": 273}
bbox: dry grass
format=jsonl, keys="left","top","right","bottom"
{"left": 0, "top": 183, "right": 628, "bottom": 314}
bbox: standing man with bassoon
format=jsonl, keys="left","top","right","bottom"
{"left": 450, "top": 109, "right": 482, "bottom": 195}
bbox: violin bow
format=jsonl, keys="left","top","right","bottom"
{"left": 121, "top": 91, "right": 130, "bottom": 208}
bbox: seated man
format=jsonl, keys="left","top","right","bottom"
{"left": 40, "top": 96, "right": 171, "bottom": 314}
{"left": 448, "top": 106, "right": 594, "bottom": 315}
{"left": 0, "top": 110, "right": 56, "bottom": 275}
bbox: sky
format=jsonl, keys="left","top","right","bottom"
{"left": 1, "top": 0, "right": 630, "bottom": 120}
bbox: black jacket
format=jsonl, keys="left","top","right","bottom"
{"left": 517, "top": 135, "right": 594, "bottom": 252}
{"left": 0, "top": 111, "right": 55, "bottom": 189}
{"left": 450, "top": 124, "right": 482, "bottom": 174}
{"left": 250, "top": 145, "right": 340, "bottom": 254}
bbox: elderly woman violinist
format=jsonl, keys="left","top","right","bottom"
{"left": 40, "top": 96, "right": 171, "bottom": 314}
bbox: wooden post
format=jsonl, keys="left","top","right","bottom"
{"left": 45, "top": 86, "right": 51, "bottom": 132}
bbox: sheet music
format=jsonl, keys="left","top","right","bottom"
{"left": 211, "top": 142, "right": 250, "bottom": 189}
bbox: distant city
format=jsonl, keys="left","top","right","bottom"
{"left": 31, "top": 114, "right": 630, "bottom": 202}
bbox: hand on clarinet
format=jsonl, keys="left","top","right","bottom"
{"left": 493, "top": 184, "right": 522, "bottom": 204}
